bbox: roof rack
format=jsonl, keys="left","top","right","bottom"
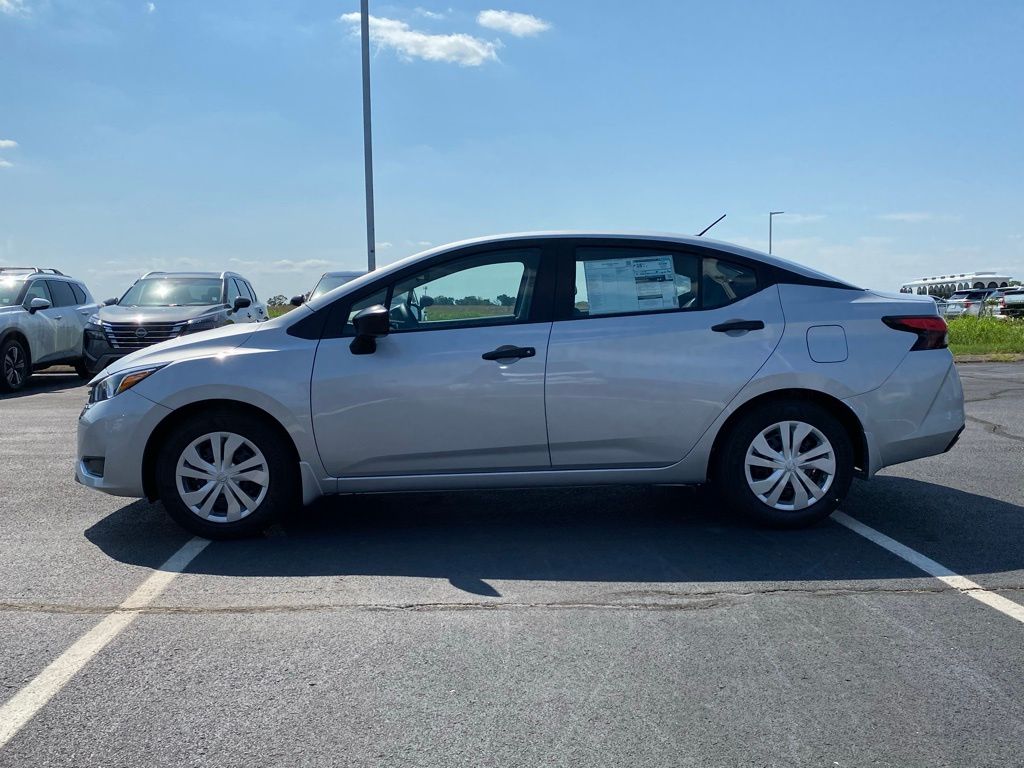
{"left": 140, "top": 271, "right": 166, "bottom": 278}
{"left": 0, "top": 267, "right": 65, "bottom": 276}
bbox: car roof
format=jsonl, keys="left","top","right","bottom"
{"left": 321, "top": 270, "right": 366, "bottom": 278}
{"left": 0, "top": 267, "right": 78, "bottom": 281}
{"left": 304, "top": 230, "right": 858, "bottom": 311}
{"left": 138, "top": 271, "right": 239, "bottom": 280}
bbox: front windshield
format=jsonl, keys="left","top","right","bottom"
{"left": 119, "top": 277, "right": 224, "bottom": 307}
{"left": 310, "top": 274, "right": 360, "bottom": 300}
{"left": 0, "top": 278, "right": 24, "bottom": 307}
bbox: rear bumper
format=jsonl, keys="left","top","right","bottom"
{"left": 844, "top": 351, "right": 965, "bottom": 477}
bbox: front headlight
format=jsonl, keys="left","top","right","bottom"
{"left": 89, "top": 365, "right": 165, "bottom": 404}
{"left": 183, "top": 311, "right": 227, "bottom": 334}
{"left": 85, "top": 315, "right": 105, "bottom": 340}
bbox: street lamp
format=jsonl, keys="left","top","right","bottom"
{"left": 768, "top": 211, "right": 784, "bottom": 255}
{"left": 360, "top": 0, "right": 376, "bottom": 271}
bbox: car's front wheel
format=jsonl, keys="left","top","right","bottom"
{"left": 155, "top": 411, "right": 298, "bottom": 539}
{"left": 714, "top": 401, "right": 854, "bottom": 528}
{"left": 0, "top": 337, "right": 30, "bottom": 393}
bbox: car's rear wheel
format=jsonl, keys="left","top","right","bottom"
{"left": 155, "top": 412, "right": 298, "bottom": 539}
{"left": 0, "top": 338, "right": 30, "bottom": 393}
{"left": 714, "top": 401, "right": 853, "bottom": 528}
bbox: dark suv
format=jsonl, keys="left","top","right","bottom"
{"left": 83, "top": 271, "right": 267, "bottom": 374}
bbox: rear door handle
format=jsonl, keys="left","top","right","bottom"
{"left": 482, "top": 345, "right": 536, "bottom": 361}
{"left": 711, "top": 320, "right": 764, "bottom": 333}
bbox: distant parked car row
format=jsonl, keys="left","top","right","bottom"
{"left": 940, "top": 287, "right": 1024, "bottom": 319}
{"left": 1, "top": 267, "right": 267, "bottom": 392}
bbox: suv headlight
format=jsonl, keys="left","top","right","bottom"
{"left": 183, "top": 312, "right": 226, "bottom": 334}
{"left": 89, "top": 365, "right": 165, "bottom": 404}
{"left": 85, "top": 315, "right": 105, "bottom": 340}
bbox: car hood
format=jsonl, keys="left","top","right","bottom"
{"left": 97, "top": 322, "right": 258, "bottom": 379}
{"left": 0, "top": 304, "right": 26, "bottom": 316}
{"left": 98, "top": 304, "right": 224, "bottom": 323}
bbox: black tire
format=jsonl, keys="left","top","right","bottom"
{"left": 155, "top": 410, "right": 299, "bottom": 539}
{"left": 714, "top": 400, "right": 854, "bottom": 528}
{"left": 0, "top": 337, "right": 31, "bottom": 393}
{"left": 74, "top": 360, "right": 92, "bottom": 380}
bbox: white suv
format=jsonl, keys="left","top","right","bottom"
{"left": 0, "top": 267, "right": 99, "bottom": 392}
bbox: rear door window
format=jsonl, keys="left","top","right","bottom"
{"left": 573, "top": 248, "right": 700, "bottom": 317}
{"left": 70, "top": 283, "right": 87, "bottom": 304}
{"left": 702, "top": 257, "right": 759, "bottom": 309}
{"left": 47, "top": 280, "right": 77, "bottom": 307}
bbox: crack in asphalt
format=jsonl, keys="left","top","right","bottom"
{"left": 965, "top": 415, "right": 1024, "bottom": 443}
{"left": 2, "top": 584, "right": 1021, "bottom": 616}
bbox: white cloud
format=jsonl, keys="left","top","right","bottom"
{"left": 777, "top": 213, "right": 825, "bottom": 224}
{"left": 146, "top": 2, "right": 156, "bottom": 13}
{"left": 230, "top": 257, "right": 332, "bottom": 272}
{"left": 414, "top": 7, "right": 445, "bottom": 20}
{"left": 340, "top": 12, "right": 500, "bottom": 67}
{"left": 0, "top": 159, "right": 12, "bottom": 169}
{"left": 477, "top": 9, "right": 551, "bottom": 37}
{"left": 878, "top": 212, "right": 933, "bottom": 223}
{"left": 0, "top": 0, "right": 28, "bottom": 18}
{"left": 0, "top": 139, "right": 17, "bottom": 149}
{"left": 377, "top": 241, "right": 393, "bottom": 250}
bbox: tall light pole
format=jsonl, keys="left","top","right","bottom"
{"left": 360, "top": 0, "right": 376, "bottom": 271}
{"left": 768, "top": 211, "right": 784, "bottom": 255}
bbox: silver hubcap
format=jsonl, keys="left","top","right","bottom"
{"left": 175, "top": 432, "right": 269, "bottom": 523}
{"left": 744, "top": 421, "right": 836, "bottom": 512}
{"left": 4, "top": 344, "right": 26, "bottom": 388}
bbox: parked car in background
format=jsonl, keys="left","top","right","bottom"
{"left": 996, "top": 287, "right": 1024, "bottom": 318}
{"left": 76, "top": 232, "right": 964, "bottom": 538}
{"left": 83, "top": 271, "right": 267, "bottom": 374}
{"left": 0, "top": 267, "right": 99, "bottom": 392}
{"left": 290, "top": 270, "right": 366, "bottom": 306}
{"left": 942, "top": 288, "right": 1002, "bottom": 319}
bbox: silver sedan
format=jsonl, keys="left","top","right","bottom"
{"left": 76, "top": 232, "right": 965, "bottom": 537}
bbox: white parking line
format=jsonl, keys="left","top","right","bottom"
{"left": 0, "top": 537, "right": 210, "bottom": 750}
{"left": 834, "top": 512, "right": 1024, "bottom": 624}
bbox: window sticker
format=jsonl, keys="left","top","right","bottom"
{"left": 583, "top": 256, "right": 678, "bottom": 315}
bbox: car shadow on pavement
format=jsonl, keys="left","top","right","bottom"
{"left": 0, "top": 372, "right": 84, "bottom": 400}
{"left": 85, "top": 477, "right": 1024, "bottom": 586}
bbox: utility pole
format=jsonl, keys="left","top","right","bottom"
{"left": 360, "top": 0, "right": 376, "bottom": 271}
{"left": 769, "top": 211, "right": 784, "bottom": 254}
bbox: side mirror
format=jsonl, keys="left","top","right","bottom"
{"left": 27, "top": 297, "right": 51, "bottom": 314}
{"left": 232, "top": 296, "right": 252, "bottom": 312}
{"left": 419, "top": 295, "right": 435, "bottom": 309}
{"left": 103, "top": 297, "right": 118, "bottom": 306}
{"left": 349, "top": 304, "right": 390, "bottom": 355}
{"left": 289, "top": 295, "right": 305, "bottom": 307}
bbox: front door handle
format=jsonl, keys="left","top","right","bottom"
{"left": 482, "top": 345, "right": 536, "bottom": 361}
{"left": 711, "top": 320, "right": 764, "bottom": 333}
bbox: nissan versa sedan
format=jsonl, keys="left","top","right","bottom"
{"left": 76, "top": 233, "right": 965, "bottom": 538}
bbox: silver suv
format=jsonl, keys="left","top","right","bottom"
{"left": 0, "top": 267, "right": 99, "bottom": 392}
{"left": 83, "top": 271, "right": 267, "bottom": 374}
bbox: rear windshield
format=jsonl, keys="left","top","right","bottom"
{"left": 119, "top": 277, "right": 224, "bottom": 307}
{"left": 950, "top": 291, "right": 986, "bottom": 300}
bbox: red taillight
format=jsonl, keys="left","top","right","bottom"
{"left": 882, "top": 316, "right": 949, "bottom": 351}
{"left": 964, "top": 301, "right": 972, "bottom": 308}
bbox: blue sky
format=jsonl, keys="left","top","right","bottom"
{"left": 1, "top": 0, "right": 1022, "bottom": 301}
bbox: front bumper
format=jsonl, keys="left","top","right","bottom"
{"left": 845, "top": 351, "right": 965, "bottom": 477}
{"left": 76, "top": 389, "right": 172, "bottom": 497}
{"left": 83, "top": 334, "right": 126, "bottom": 375}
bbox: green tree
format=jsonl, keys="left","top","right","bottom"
{"left": 496, "top": 293, "right": 516, "bottom": 307}
{"left": 267, "top": 294, "right": 287, "bottom": 307}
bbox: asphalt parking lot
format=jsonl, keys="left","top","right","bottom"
{"left": 0, "top": 364, "right": 1022, "bottom": 767}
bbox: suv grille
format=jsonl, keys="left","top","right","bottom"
{"left": 103, "top": 321, "right": 187, "bottom": 351}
